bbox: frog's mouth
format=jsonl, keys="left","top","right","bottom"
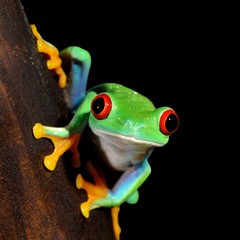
{"left": 90, "top": 127, "right": 162, "bottom": 171}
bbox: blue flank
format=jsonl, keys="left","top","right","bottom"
{"left": 60, "top": 46, "right": 91, "bottom": 112}
{"left": 70, "top": 62, "right": 87, "bottom": 111}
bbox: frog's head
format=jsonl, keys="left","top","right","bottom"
{"left": 89, "top": 90, "right": 179, "bottom": 147}
{"left": 88, "top": 89, "right": 179, "bottom": 170}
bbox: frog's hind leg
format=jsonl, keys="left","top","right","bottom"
{"left": 60, "top": 46, "right": 91, "bottom": 111}
{"left": 33, "top": 123, "right": 81, "bottom": 171}
{"left": 111, "top": 206, "right": 121, "bottom": 240}
{"left": 31, "top": 24, "right": 67, "bottom": 88}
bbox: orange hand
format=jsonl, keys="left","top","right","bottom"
{"left": 76, "top": 161, "right": 121, "bottom": 239}
{"left": 33, "top": 123, "right": 81, "bottom": 171}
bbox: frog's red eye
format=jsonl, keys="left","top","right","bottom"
{"left": 160, "top": 109, "right": 179, "bottom": 135}
{"left": 91, "top": 93, "right": 112, "bottom": 120}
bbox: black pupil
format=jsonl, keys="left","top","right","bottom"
{"left": 165, "top": 113, "right": 178, "bottom": 132}
{"left": 92, "top": 97, "right": 105, "bottom": 114}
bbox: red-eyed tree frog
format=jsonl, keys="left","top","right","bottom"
{"left": 31, "top": 25, "right": 179, "bottom": 240}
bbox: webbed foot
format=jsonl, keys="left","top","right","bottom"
{"left": 76, "top": 161, "right": 121, "bottom": 239}
{"left": 31, "top": 24, "right": 67, "bottom": 88}
{"left": 76, "top": 161, "right": 108, "bottom": 218}
{"left": 33, "top": 123, "right": 81, "bottom": 171}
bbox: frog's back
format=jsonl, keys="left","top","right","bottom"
{"left": 88, "top": 83, "right": 156, "bottom": 112}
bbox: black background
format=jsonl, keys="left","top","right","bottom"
{"left": 21, "top": 1, "right": 214, "bottom": 239}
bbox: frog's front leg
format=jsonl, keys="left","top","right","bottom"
{"left": 76, "top": 158, "right": 151, "bottom": 240}
{"left": 76, "top": 161, "right": 122, "bottom": 240}
{"left": 33, "top": 123, "right": 81, "bottom": 171}
{"left": 77, "top": 157, "right": 151, "bottom": 213}
{"left": 33, "top": 91, "right": 96, "bottom": 171}
{"left": 92, "top": 158, "right": 151, "bottom": 209}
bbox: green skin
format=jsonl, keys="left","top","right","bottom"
{"left": 40, "top": 47, "right": 177, "bottom": 210}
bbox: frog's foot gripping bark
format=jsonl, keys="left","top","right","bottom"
{"left": 31, "top": 24, "right": 67, "bottom": 88}
{"left": 33, "top": 123, "right": 81, "bottom": 171}
{"left": 76, "top": 161, "right": 121, "bottom": 240}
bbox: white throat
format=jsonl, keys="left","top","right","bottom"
{"left": 90, "top": 127, "right": 162, "bottom": 171}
